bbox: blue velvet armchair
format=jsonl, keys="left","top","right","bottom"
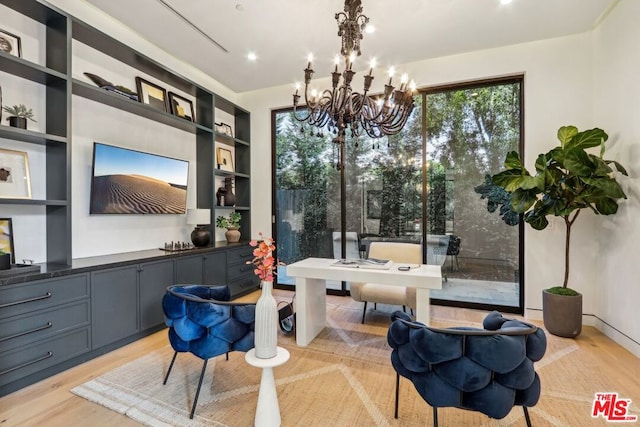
{"left": 162, "top": 284, "right": 256, "bottom": 419}
{"left": 387, "top": 311, "right": 546, "bottom": 426}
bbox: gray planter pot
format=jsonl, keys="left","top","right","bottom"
{"left": 542, "top": 289, "right": 582, "bottom": 338}
{"left": 8, "top": 116, "right": 27, "bottom": 129}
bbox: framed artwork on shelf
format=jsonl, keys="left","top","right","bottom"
{"left": 0, "top": 148, "right": 31, "bottom": 199}
{"left": 135, "top": 77, "right": 168, "bottom": 112}
{"left": 216, "top": 147, "right": 234, "bottom": 172}
{"left": 168, "top": 92, "right": 195, "bottom": 122}
{"left": 0, "top": 28, "right": 21, "bottom": 58}
{"left": 0, "top": 218, "right": 15, "bottom": 264}
{"left": 215, "top": 122, "right": 233, "bottom": 138}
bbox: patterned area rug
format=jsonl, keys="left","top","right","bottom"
{"left": 71, "top": 301, "right": 634, "bottom": 426}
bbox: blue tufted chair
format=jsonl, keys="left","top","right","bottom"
{"left": 162, "top": 284, "right": 256, "bottom": 419}
{"left": 387, "top": 311, "right": 546, "bottom": 426}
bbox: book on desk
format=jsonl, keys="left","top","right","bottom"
{"left": 331, "top": 258, "right": 394, "bottom": 270}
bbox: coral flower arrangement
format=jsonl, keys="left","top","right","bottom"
{"left": 248, "top": 232, "right": 277, "bottom": 282}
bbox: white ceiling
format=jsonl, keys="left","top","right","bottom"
{"left": 82, "top": 0, "right": 616, "bottom": 93}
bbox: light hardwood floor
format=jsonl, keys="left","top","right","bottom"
{"left": 1, "top": 291, "right": 638, "bottom": 426}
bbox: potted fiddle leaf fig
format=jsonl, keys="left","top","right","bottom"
{"left": 492, "top": 125, "right": 627, "bottom": 337}
{"left": 3, "top": 104, "right": 36, "bottom": 129}
{"left": 215, "top": 212, "right": 242, "bottom": 243}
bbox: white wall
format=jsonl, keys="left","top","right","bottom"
{"left": 592, "top": 0, "right": 640, "bottom": 357}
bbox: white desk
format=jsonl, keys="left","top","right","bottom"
{"left": 286, "top": 258, "right": 442, "bottom": 346}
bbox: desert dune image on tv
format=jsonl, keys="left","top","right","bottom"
{"left": 90, "top": 143, "right": 189, "bottom": 214}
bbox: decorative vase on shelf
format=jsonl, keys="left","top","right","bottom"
{"left": 254, "top": 280, "right": 278, "bottom": 359}
{"left": 223, "top": 176, "right": 236, "bottom": 207}
{"left": 225, "top": 226, "right": 241, "bottom": 243}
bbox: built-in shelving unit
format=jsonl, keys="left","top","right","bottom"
{"left": 0, "top": 0, "right": 251, "bottom": 264}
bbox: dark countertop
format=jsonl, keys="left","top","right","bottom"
{"left": 0, "top": 241, "right": 251, "bottom": 286}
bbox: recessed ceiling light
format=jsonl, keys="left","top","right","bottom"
{"left": 247, "top": 52, "right": 257, "bottom": 61}
{"left": 365, "top": 24, "right": 375, "bottom": 34}
{"left": 235, "top": 4, "right": 244, "bottom": 11}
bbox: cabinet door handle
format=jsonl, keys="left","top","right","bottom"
{"left": 0, "top": 351, "right": 53, "bottom": 376}
{"left": 0, "top": 322, "right": 53, "bottom": 342}
{"left": 0, "top": 292, "right": 52, "bottom": 309}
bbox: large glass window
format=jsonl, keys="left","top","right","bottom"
{"left": 425, "top": 78, "right": 523, "bottom": 310}
{"left": 273, "top": 76, "right": 523, "bottom": 311}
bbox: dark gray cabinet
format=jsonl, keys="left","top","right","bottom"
{"left": 0, "top": 246, "right": 257, "bottom": 397}
{"left": 91, "top": 266, "right": 139, "bottom": 349}
{"left": 175, "top": 252, "right": 226, "bottom": 286}
{"left": 139, "top": 260, "right": 175, "bottom": 330}
{"left": 226, "top": 246, "right": 260, "bottom": 297}
{"left": 92, "top": 259, "right": 175, "bottom": 348}
{"left": 0, "top": 274, "right": 90, "bottom": 388}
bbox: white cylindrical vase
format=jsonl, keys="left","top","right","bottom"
{"left": 254, "top": 281, "right": 278, "bottom": 359}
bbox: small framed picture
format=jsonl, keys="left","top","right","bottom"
{"left": 135, "top": 77, "right": 168, "bottom": 112}
{"left": 168, "top": 92, "right": 195, "bottom": 122}
{"left": 215, "top": 122, "right": 234, "bottom": 138}
{"left": 0, "top": 148, "right": 31, "bottom": 199}
{"left": 216, "top": 147, "right": 234, "bottom": 172}
{"left": 0, "top": 218, "right": 15, "bottom": 264}
{"left": 0, "top": 29, "right": 21, "bottom": 58}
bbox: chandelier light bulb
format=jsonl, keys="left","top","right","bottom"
{"left": 410, "top": 79, "right": 417, "bottom": 92}
{"left": 388, "top": 66, "right": 396, "bottom": 77}
{"left": 307, "top": 53, "right": 314, "bottom": 68}
{"left": 311, "top": 88, "right": 318, "bottom": 99}
{"left": 400, "top": 73, "right": 408, "bottom": 84}
{"left": 369, "top": 57, "right": 377, "bottom": 69}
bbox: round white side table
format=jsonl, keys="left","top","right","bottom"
{"left": 245, "top": 346, "right": 290, "bottom": 427}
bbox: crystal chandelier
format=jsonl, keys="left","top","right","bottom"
{"left": 292, "top": 0, "right": 416, "bottom": 169}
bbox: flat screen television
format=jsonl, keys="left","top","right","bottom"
{"left": 90, "top": 142, "right": 189, "bottom": 214}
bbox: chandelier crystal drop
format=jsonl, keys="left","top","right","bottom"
{"left": 292, "top": 0, "right": 416, "bottom": 169}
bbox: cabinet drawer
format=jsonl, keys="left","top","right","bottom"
{"left": 0, "top": 274, "right": 90, "bottom": 320}
{"left": 226, "top": 246, "right": 254, "bottom": 266}
{"left": 229, "top": 273, "right": 260, "bottom": 297}
{"left": 227, "top": 261, "right": 255, "bottom": 281}
{"left": 0, "top": 327, "right": 90, "bottom": 387}
{"left": 0, "top": 301, "right": 90, "bottom": 352}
